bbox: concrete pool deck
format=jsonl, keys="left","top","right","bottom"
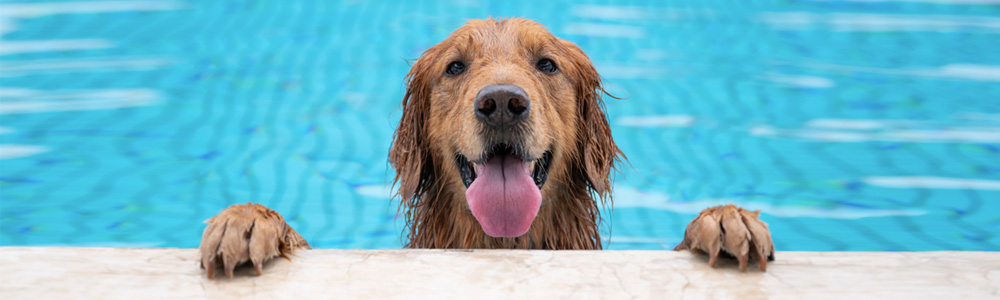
{"left": 0, "top": 247, "right": 996, "bottom": 299}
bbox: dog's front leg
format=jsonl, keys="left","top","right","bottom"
{"left": 198, "top": 203, "right": 309, "bottom": 278}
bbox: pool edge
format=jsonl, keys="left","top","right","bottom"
{"left": 1, "top": 247, "right": 997, "bottom": 299}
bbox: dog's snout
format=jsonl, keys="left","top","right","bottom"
{"left": 475, "top": 84, "right": 530, "bottom": 128}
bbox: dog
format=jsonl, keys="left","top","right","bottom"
{"left": 198, "top": 18, "right": 774, "bottom": 279}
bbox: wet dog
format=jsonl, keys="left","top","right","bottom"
{"left": 198, "top": 18, "right": 773, "bottom": 279}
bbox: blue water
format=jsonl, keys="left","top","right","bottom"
{"left": 1, "top": 0, "right": 998, "bottom": 251}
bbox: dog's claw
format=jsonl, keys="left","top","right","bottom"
{"left": 738, "top": 253, "right": 749, "bottom": 271}
{"left": 205, "top": 261, "right": 216, "bottom": 279}
{"left": 674, "top": 204, "right": 774, "bottom": 272}
{"left": 198, "top": 203, "right": 310, "bottom": 279}
{"left": 253, "top": 260, "right": 263, "bottom": 276}
{"left": 224, "top": 258, "right": 236, "bottom": 279}
{"left": 708, "top": 247, "right": 719, "bottom": 268}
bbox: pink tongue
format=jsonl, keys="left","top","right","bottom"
{"left": 465, "top": 155, "right": 542, "bottom": 237}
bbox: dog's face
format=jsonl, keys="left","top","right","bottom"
{"left": 391, "top": 18, "right": 620, "bottom": 239}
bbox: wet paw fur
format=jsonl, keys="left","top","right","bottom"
{"left": 199, "top": 203, "right": 310, "bottom": 278}
{"left": 673, "top": 204, "right": 774, "bottom": 271}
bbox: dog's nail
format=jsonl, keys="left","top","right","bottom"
{"left": 224, "top": 259, "right": 236, "bottom": 279}
{"left": 738, "top": 254, "right": 749, "bottom": 271}
{"left": 205, "top": 261, "right": 216, "bottom": 279}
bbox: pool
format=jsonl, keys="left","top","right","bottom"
{"left": 1, "top": 0, "right": 998, "bottom": 251}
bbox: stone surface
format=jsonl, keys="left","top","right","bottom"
{"left": 0, "top": 247, "right": 997, "bottom": 299}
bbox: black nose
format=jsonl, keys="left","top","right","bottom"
{"left": 475, "top": 84, "right": 530, "bottom": 128}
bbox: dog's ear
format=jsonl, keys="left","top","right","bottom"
{"left": 559, "top": 40, "right": 625, "bottom": 200}
{"left": 390, "top": 45, "right": 445, "bottom": 202}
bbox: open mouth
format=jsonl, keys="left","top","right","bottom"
{"left": 457, "top": 144, "right": 552, "bottom": 190}
{"left": 456, "top": 144, "right": 552, "bottom": 237}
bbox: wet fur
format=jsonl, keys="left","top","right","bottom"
{"left": 389, "top": 18, "right": 624, "bottom": 249}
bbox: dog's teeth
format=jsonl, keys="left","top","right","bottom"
{"left": 528, "top": 162, "right": 536, "bottom": 173}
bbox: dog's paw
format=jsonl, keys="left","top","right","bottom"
{"left": 673, "top": 204, "right": 774, "bottom": 271}
{"left": 198, "top": 203, "right": 310, "bottom": 278}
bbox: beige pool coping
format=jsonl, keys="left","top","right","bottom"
{"left": 0, "top": 247, "right": 996, "bottom": 299}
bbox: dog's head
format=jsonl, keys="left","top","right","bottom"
{"left": 390, "top": 18, "right": 622, "bottom": 238}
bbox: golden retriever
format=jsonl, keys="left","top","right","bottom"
{"left": 198, "top": 18, "right": 773, "bottom": 279}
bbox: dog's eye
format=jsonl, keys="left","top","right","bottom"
{"left": 445, "top": 61, "right": 466, "bottom": 76}
{"left": 536, "top": 59, "right": 557, "bottom": 74}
